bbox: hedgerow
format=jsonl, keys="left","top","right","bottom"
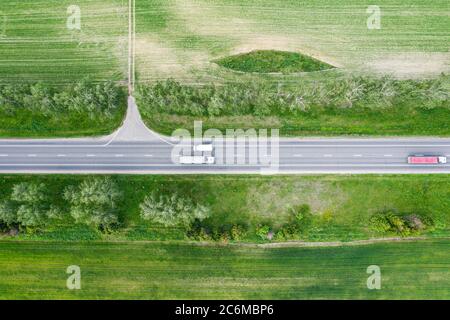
{"left": 136, "top": 75, "right": 449, "bottom": 118}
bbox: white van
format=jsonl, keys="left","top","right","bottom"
{"left": 179, "top": 156, "right": 215, "bottom": 165}
{"left": 193, "top": 144, "right": 214, "bottom": 152}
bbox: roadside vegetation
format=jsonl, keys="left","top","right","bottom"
{"left": 0, "top": 81, "right": 126, "bottom": 137}
{"left": 0, "top": 239, "right": 448, "bottom": 299}
{"left": 0, "top": 175, "right": 448, "bottom": 242}
{"left": 136, "top": 75, "right": 450, "bottom": 136}
{"left": 214, "top": 50, "right": 334, "bottom": 74}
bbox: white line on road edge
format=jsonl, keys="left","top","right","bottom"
{"left": 0, "top": 164, "right": 448, "bottom": 168}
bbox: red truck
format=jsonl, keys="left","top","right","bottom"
{"left": 408, "top": 155, "right": 447, "bottom": 164}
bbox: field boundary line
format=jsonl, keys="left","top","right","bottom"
{"left": 1, "top": 237, "right": 449, "bottom": 248}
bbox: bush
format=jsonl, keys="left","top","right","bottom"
{"left": 369, "top": 211, "right": 434, "bottom": 236}
{"left": 0, "top": 201, "right": 17, "bottom": 227}
{"left": 275, "top": 204, "right": 313, "bottom": 240}
{"left": 64, "top": 178, "right": 122, "bottom": 231}
{"left": 256, "top": 225, "right": 271, "bottom": 240}
{"left": 140, "top": 193, "right": 210, "bottom": 228}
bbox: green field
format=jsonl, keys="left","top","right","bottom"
{"left": 0, "top": 0, "right": 127, "bottom": 83}
{"left": 135, "top": 0, "right": 450, "bottom": 82}
{"left": 0, "top": 239, "right": 448, "bottom": 299}
{"left": 1, "top": 175, "right": 449, "bottom": 242}
{"left": 1, "top": 0, "right": 448, "bottom": 83}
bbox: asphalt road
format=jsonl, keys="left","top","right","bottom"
{"left": 0, "top": 138, "right": 449, "bottom": 174}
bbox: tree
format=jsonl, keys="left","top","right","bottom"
{"left": 140, "top": 193, "right": 210, "bottom": 228}
{"left": 16, "top": 205, "right": 46, "bottom": 227}
{"left": 8, "top": 182, "right": 50, "bottom": 228}
{"left": 0, "top": 201, "right": 17, "bottom": 226}
{"left": 64, "top": 178, "right": 122, "bottom": 230}
{"left": 11, "top": 182, "right": 47, "bottom": 203}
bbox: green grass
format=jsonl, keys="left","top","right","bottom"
{"left": 0, "top": 82, "right": 127, "bottom": 138}
{"left": 214, "top": 50, "right": 334, "bottom": 74}
{"left": 1, "top": 175, "right": 449, "bottom": 242}
{"left": 0, "top": 239, "right": 449, "bottom": 299}
{"left": 142, "top": 106, "right": 450, "bottom": 137}
{"left": 0, "top": 100, "right": 126, "bottom": 138}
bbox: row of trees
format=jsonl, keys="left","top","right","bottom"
{"left": 0, "top": 178, "right": 122, "bottom": 232}
{"left": 136, "top": 75, "right": 449, "bottom": 117}
{"left": 0, "top": 179, "right": 211, "bottom": 235}
{"left": 0, "top": 80, "right": 124, "bottom": 119}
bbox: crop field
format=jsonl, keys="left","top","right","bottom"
{"left": 0, "top": 0, "right": 128, "bottom": 83}
{"left": 0, "top": 239, "right": 449, "bottom": 299}
{"left": 135, "top": 0, "right": 450, "bottom": 82}
{"left": 2, "top": 0, "right": 448, "bottom": 84}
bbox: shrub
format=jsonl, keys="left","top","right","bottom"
{"left": 140, "top": 193, "right": 210, "bottom": 228}
{"left": 0, "top": 201, "right": 17, "bottom": 227}
{"left": 369, "top": 211, "right": 434, "bottom": 236}
{"left": 256, "top": 225, "right": 271, "bottom": 240}
{"left": 230, "top": 224, "right": 247, "bottom": 241}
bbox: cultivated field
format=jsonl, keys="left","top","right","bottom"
{"left": 0, "top": 239, "right": 448, "bottom": 299}
{"left": 2, "top": 0, "right": 448, "bottom": 84}
{"left": 0, "top": 0, "right": 128, "bottom": 83}
{"left": 135, "top": 0, "right": 450, "bottom": 82}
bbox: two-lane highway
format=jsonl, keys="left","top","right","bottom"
{"left": 0, "top": 138, "right": 449, "bottom": 174}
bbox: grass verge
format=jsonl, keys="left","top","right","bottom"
{"left": 1, "top": 175, "right": 449, "bottom": 242}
